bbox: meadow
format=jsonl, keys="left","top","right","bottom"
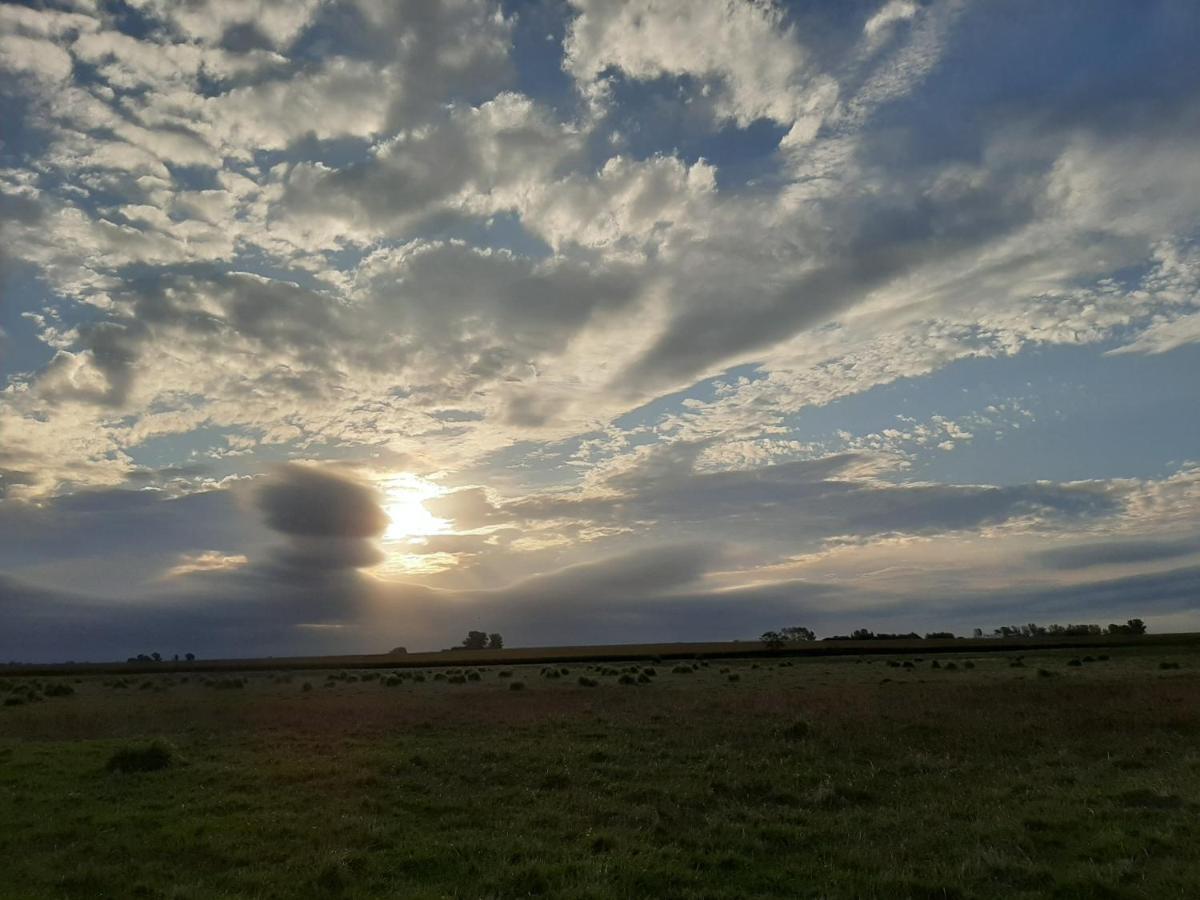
{"left": 2, "top": 644, "right": 1199, "bottom": 899}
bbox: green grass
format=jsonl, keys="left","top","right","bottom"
{"left": 1, "top": 646, "right": 1199, "bottom": 898}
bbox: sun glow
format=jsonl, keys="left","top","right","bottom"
{"left": 381, "top": 474, "right": 450, "bottom": 542}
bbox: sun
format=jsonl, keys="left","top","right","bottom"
{"left": 381, "top": 474, "right": 450, "bottom": 542}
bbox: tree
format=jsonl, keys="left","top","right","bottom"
{"left": 780, "top": 626, "right": 815, "bottom": 642}
{"left": 760, "top": 630, "right": 785, "bottom": 649}
{"left": 1127, "top": 618, "right": 1147, "bottom": 635}
{"left": 185, "top": 652, "right": 195, "bottom": 662}
{"left": 151, "top": 652, "right": 162, "bottom": 663}
{"left": 461, "top": 630, "right": 488, "bottom": 650}
{"left": 487, "top": 633, "right": 503, "bottom": 650}
{"left": 972, "top": 628, "right": 984, "bottom": 638}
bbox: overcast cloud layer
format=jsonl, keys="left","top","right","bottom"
{"left": 1, "top": 0, "right": 1199, "bottom": 661}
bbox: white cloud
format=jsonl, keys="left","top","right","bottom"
{"left": 564, "top": 0, "right": 838, "bottom": 131}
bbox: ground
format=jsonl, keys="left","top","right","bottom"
{"left": 2, "top": 645, "right": 1199, "bottom": 899}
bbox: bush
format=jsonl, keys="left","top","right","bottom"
{"left": 384, "top": 676, "right": 402, "bottom": 687}
{"left": 498, "top": 670, "right": 513, "bottom": 679}
{"left": 467, "top": 671, "right": 481, "bottom": 682}
{"left": 1067, "top": 658, "right": 1083, "bottom": 667}
{"left": 964, "top": 661, "right": 975, "bottom": 669}
{"left": 43, "top": 683, "right": 75, "bottom": 697}
{"left": 106, "top": 741, "right": 174, "bottom": 773}
{"left": 509, "top": 681, "right": 526, "bottom": 691}
{"left": 413, "top": 674, "right": 426, "bottom": 683}
{"left": 618, "top": 673, "right": 637, "bottom": 685}
{"left": 671, "top": 665, "right": 693, "bottom": 674}
{"left": 3, "top": 697, "right": 24, "bottom": 707}
{"left": 302, "top": 682, "right": 313, "bottom": 692}
{"left": 448, "top": 674, "right": 466, "bottom": 685}
{"left": 578, "top": 676, "right": 599, "bottom": 688}
{"left": 727, "top": 673, "right": 740, "bottom": 683}
{"left": 1159, "top": 661, "right": 1181, "bottom": 670}
{"left": 641, "top": 667, "right": 656, "bottom": 677}
{"left": 1037, "top": 668, "right": 1054, "bottom": 678}
{"left": 780, "top": 720, "right": 810, "bottom": 741}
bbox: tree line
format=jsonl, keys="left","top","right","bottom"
{"left": 761, "top": 619, "right": 1148, "bottom": 648}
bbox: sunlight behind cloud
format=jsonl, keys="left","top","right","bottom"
{"left": 381, "top": 474, "right": 451, "bottom": 542}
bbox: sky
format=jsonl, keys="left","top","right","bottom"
{"left": 1, "top": 0, "right": 1199, "bottom": 662}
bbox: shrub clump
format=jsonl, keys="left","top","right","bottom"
{"left": 780, "top": 719, "right": 811, "bottom": 741}
{"left": 617, "top": 673, "right": 638, "bottom": 686}
{"left": 1159, "top": 661, "right": 1181, "bottom": 670}
{"left": 498, "top": 670, "right": 514, "bottom": 679}
{"left": 43, "top": 683, "right": 75, "bottom": 697}
{"left": 577, "top": 676, "right": 599, "bottom": 688}
{"left": 727, "top": 673, "right": 741, "bottom": 683}
{"left": 671, "top": 665, "right": 693, "bottom": 675}
{"left": 106, "top": 741, "right": 174, "bottom": 773}
{"left": 509, "top": 681, "right": 526, "bottom": 691}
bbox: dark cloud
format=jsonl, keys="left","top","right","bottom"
{"left": 508, "top": 449, "right": 1119, "bottom": 549}
{"left": 255, "top": 464, "right": 387, "bottom": 539}
{"left": 942, "top": 565, "right": 1200, "bottom": 626}
{"left": 1034, "top": 539, "right": 1199, "bottom": 571}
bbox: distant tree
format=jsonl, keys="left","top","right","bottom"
{"left": 972, "top": 628, "right": 984, "bottom": 638}
{"left": 173, "top": 654, "right": 179, "bottom": 662}
{"left": 925, "top": 632, "right": 956, "bottom": 640}
{"left": 1105, "top": 619, "right": 1147, "bottom": 636}
{"left": 389, "top": 646, "right": 407, "bottom": 655}
{"left": 780, "top": 626, "right": 815, "bottom": 642}
{"left": 760, "top": 630, "right": 785, "bottom": 649}
{"left": 851, "top": 628, "right": 875, "bottom": 641}
{"left": 185, "top": 652, "right": 195, "bottom": 662}
{"left": 487, "top": 633, "right": 504, "bottom": 650}
{"left": 151, "top": 652, "right": 162, "bottom": 663}
{"left": 461, "top": 631, "right": 488, "bottom": 650}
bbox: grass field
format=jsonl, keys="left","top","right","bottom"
{"left": 2, "top": 644, "right": 1199, "bottom": 899}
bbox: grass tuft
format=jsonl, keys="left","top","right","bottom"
{"left": 106, "top": 740, "right": 174, "bottom": 774}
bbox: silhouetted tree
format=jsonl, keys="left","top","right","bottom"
{"left": 487, "top": 633, "right": 503, "bottom": 650}
{"left": 780, "top": 626, "right": 816, "bottom": 642}
{"left": 760, "top": 630, "right": 785, "bottom": 649}
{"left": 461, "top": 631, "right": 488, "bottom": 650}
{"left": 151, "top": 652, "right": 162, "bottom": 663}
{"left": 185, "top": 652, "right": 195, "bottom": 662}
{"left": 1106, "top": 619, "right": 1147, "bottom": 636}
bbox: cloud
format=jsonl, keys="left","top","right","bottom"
{"left": 255, "top": 464, "right": 388, "bottom": 540}
{"left": 564, "top": 0, "right": 837, "bottom": 131}
{"left": 1034, "top": 539, "right": 1200, "bottom": 571}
